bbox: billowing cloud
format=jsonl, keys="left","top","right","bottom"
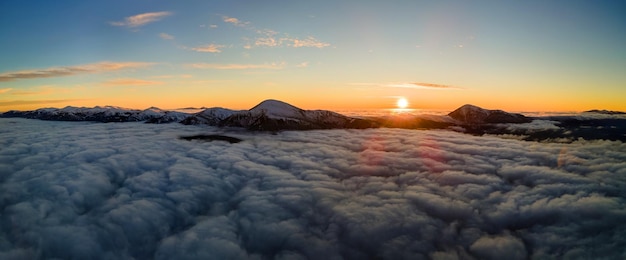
{"left": 189, "top": 44, "right": 224, "bottom": 53}
{"left": 110, "top": 11, "right": 172, "bottom": 28}
{"left": 1, "top": 118, "right": 624, "bottom": 258}
{"left": 102, "top": 78, "right": 164, "bottom": 86}
{"left": 188, "top": 62, "right": 285, "bottom": 70}
{"left": 0, "top": 62, "right": 155, "bottom": 82}
{"left": 159, "top": 33, "right": 174, "bottom": 40}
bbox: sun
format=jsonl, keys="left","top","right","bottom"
{"left": 396, "top": 97, "right": 409, "bottom": 109}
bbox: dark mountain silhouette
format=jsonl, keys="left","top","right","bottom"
{"left": 583, "top": 109, "right": 626, "bottom": 115}
{"left": 448, "top": 104, "right": 531, "bottom": 124}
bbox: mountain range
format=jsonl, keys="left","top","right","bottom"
{"left": 0, "top": 106, "right": 188, "bottom": 123}
{"left": 1, "top": 99, "right": 526, "bottom": 129}
{"left": 2, "top": 99, "right": 625, "bottom": 142}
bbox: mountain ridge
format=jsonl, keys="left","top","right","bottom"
{"left": 3, "top": 100, "right": 625, "bottom": 142}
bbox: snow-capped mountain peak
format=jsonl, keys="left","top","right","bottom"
{"left": 214, "top": 99, "right": 373, "bottom": 130}
{"left": 179, "top": 107, "right": 241, "bottom": 125}
{"left": 144, "top": 106, "right": 163, "bottom": 111}
{"left": 249, "top": 99, "right": 304, "bottom": 119}
{"left": 2, "top": 105, "right": 190, "bottom": 123}
{"left": 448, "top": 104, "right": 491, "bottom": 123}
{"left": 140, "top": 107, "right": 167, "bottom": 118}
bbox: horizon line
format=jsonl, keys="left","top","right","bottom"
{"left": 0, "top": 101, "right": 615, "bottom": 115}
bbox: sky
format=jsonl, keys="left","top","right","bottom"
{"left": 1, "top": 0, "right": 625, "bottom": 112}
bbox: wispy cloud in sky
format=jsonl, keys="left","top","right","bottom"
{"left": 150, "top": 74, "right": 192, "bottom": 79}
{"left": 254, "top": 30, "right": 280, "bottom": 47}
{"left": 0, "top": 62, "right": 155, "bottom": 82}
{"left": 351, "top": 82, "right": 462, "bottom": 90}
{"left": 0, "top": 88, "right": 12, "bottom": 94}
{"left": 0, "top": 99, "right": 79, "bottom": 107}
{"left": 188, "top": 62, "right": 285, "bottom": 70}
{"left": 7, "top": 85, "right": 62, "bottom": 96}
{"left": 291, "top": 37, "right": 330, "bottom": 48}
{"left": 407, "top": 82, "right": 460, "bottom": 89}
{"left": 159, "top": 33, "right": 174, "bottom": 40}
{"left": 102, "top": 78, "right": 164, "bottom": 86}
{"left": 253, "top": 35, "right": 329, "bottom": 49}
{"left": 222, "top": 15, "right": 330, "bottom": 49}
{"left": 9, "top": 90, "right": 42, "bottom": 96}
{"left": 188, "top": 44, "right": 224, "bottom": 53}
{"left": 222, "top": 16, "right": 249, "bottom": 27}
{"left": 110, "top": 11, "right": 172, "bottom": 28}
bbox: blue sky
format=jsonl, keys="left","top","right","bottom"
{"left": 1, "top": 0, "right": 625, "bottom": 111}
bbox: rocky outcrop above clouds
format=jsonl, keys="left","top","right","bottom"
{"left": 448, "top": 104, "right": 531, "bottom": 124}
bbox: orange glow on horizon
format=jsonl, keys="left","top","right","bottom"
{"left": 1, "top": 87, "right": 625, "bottom": 113}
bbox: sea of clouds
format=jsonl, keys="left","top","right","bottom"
{"left": 1, "top": 118, "right": 625, "bottom": 259}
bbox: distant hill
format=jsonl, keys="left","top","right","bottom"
{"left": 583, "top": 109, "right": 626, "bottom": 115}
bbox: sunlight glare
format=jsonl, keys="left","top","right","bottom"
{"left": 396, "top": 97, "right": 409, "bottom": 109}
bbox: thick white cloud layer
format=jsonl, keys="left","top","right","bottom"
{"left": 1, "top": 118, "right": 625, "bottom": 259}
